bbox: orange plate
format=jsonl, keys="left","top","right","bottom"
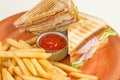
{"left": 0, "top": 12, "right": 120, "bottom": 80}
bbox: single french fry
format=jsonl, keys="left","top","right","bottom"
{"left": 0, "top": 51, "right": 52, "bottom": 59}
{"left": 0, "top": 58, "right": 1, "bottom": 69}
{"left": 24, "top": 36, "right": 38, "bottom": 48}
{"left": 3, "top": 43, "right": 10, "bottom": 51}
{"left": 23, "top": 58, "right": 37, "bottom": 76}
{"left": 2, "top": 68, "right": 15, "bottom": 80}
{"left": 14, "top": 51, "right": 52, "bottom": 59}
{"left": 49, "top": 73, "right": 71, "bottom": 80}
{"left": 0, "top": 51, "right": 14, "bottom": 58}
{"left": 2, "top": 68, "right": 6, "bottom": 80}
{"left": 70, "top": 72, "right": 98, "bottom": 80}
{"left": 0, "top": 72, "right": 2, "bottom": 80}
{"left": 0, "top": 62, "right": 1, "bottom": 80}
{"left": 38, "top": 59, "right": 54, "bottom": 71}
{"left": 14, "top": 56, "right": 31, "bottom": 76}
{"left": 78, "top": 78, "right": 91, "bottom": 80}
{"left": 1, "top": 58, "right": 11, "bottom": 68}
{"left": 9, "top": 47, "right": 17, "bottom": 51}
{"left": 31, "top": 59, "right": 50, "bottom": 79}
{"left": 0, "top": 57, "right": 1, "bottom": 80}
{"left": 19, "top": 40, "right": 33, "bottom": 48}
{"left": 0, "top": 42, "right": 3, "bottom": 51}
{"left": 53, "top": 66, "right": 67, "bottom": 76}
{"left": 13, "top": 66, "right": 23, "bottom": 77}
{"left": 14, "top": 75, "right": 23, "bottom": 80}
{"left": 13, "top": 48, "right": 49, "bottom": 59}
{"left": 51, "top": 61, "right": 80, "bottom": 73}
{"left": 32, "top": 43, "right": 37, "bottom": 48}
{"left": 25, "top": 36, "right": 37, "bottom": 45}
{"left": 8, "top": 59, "right": 16, "bottom": 74}
{"left": 14, "top": 48, "right": 45, "bottom": 52}
{"left": 0, "top": 42, "right": 2, "bottom": 76}
{"left": 6, "top": 38, "right": 29, "bottom": 49}
{"left": 22, "top": 75, "right": 46, "bottom": 80}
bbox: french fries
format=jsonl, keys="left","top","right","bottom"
{"left": 23, "top": 58, "right": 37, "bottom": 76}
{"left": 19, "top": 40, "right": 33, "bottom": 48}
{"left": 14, "top": 56, "right": 32, "bottom": 76}
{"left": 53, "top": 66, "right": 67, "bottom": 77}
{"left": 31, "top": 59, "right": 49, "bottom": 79}
{"left": 38, "top": 59, "right": 69, "bottom": 80}
{"left": 0, "top": 37, "right": 98, "bottom": 80}
{"left": 6, "top": 38, "right": 29, "bottom": 49}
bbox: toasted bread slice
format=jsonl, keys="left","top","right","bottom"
{"left": 68, "top": 12, "right": 108, "bottom": 54}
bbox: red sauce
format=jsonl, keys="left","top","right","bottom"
{"left": 38, "top": 33, "right": 67, "bottom": 51}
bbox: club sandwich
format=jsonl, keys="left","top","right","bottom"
{"left": 14, "top": 0, "right": 78, "bottom": 34}
{"left": 67, "top": 12, "right": 117, "bottom": 68}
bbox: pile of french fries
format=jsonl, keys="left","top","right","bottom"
{"left": 0, "top": 36, "right": 98, "bottom": 80}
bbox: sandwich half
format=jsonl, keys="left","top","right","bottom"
{"left": 68, "top": 12, "right": 117, "bottom": 68}
{"left": 14, "top": 0, "right": 78, "bottom": 34}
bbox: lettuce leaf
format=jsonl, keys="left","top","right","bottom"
{"left": 78, "top": 15, "right": 81, "bottom": 21}
{"left": 73, "top": 7, "right": 81, "bottom": 21}
{"left": 72, "top": 61, "right": 84, "bottom": 68}
{"left": 70, "top": 0, "right": 74, "bottom": 4}
{"left": 99, "top": 28, "right": 117, "bottom": 41}
{"left": 74, "top": 7, "right": 78, "bottom": 13}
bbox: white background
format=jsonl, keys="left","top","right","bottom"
{"left": 0, "top": 0, "right": 120, "bottom": 34}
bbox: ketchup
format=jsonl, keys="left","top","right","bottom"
{"left": 38, "top": 33, "right": 67, "bottom": 51}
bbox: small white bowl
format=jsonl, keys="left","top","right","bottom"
{"left": 36, "top": 32, "right": 68, "bottom": 61}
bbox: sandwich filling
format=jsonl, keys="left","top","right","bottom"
{"left": 26, "top": 12, "right": 77, "bottom": 34}
{"left": 71, "top": 28, "right": 117, "bottom": 68}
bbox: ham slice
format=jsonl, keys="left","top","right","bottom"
{"left": 71, "top": 37, "right": 99, "bottom": 63}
